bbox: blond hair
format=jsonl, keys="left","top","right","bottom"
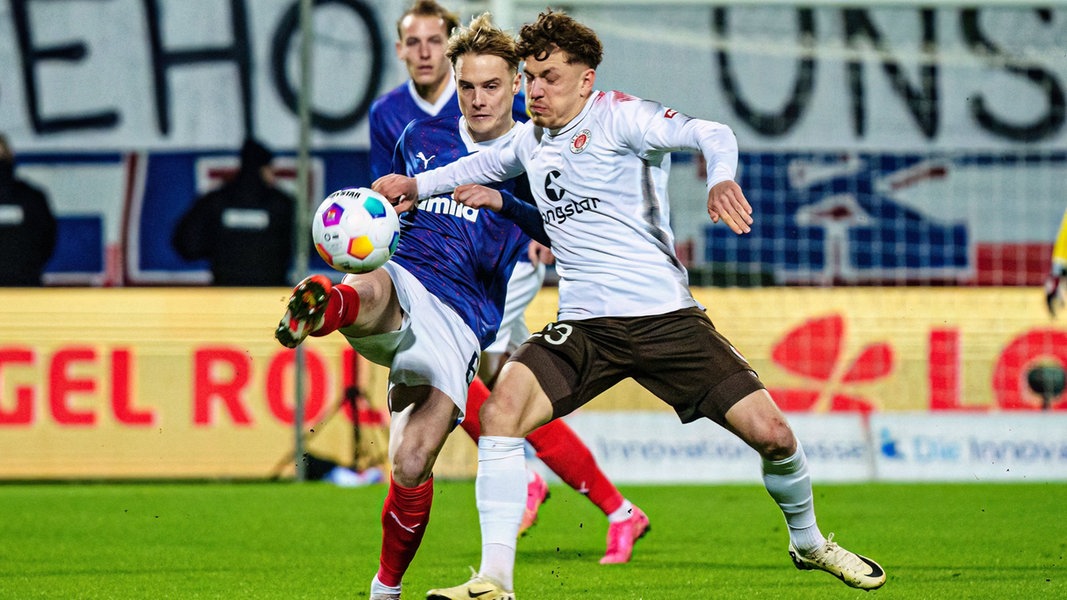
{"left": 446, "top": 13, "right": 520, "bottom": 72}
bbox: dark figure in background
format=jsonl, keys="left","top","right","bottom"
{"left": 0, "top": 134, "right": 57, "bottom": 286}
{"left": 173, "top": 138, "right": 295, "bottom": 286}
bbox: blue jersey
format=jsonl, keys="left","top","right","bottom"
{"left": 368, "top": 80, "right": 528, "bottom": 180}
{"left": 390, "top": 114, "right": 532, "bottom": 348}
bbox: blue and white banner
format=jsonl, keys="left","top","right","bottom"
{"left": 544, "top": 411, "right": 1067, "bottom": 484}
{"left": 871, "top": 413, "right": 1067, "bottom": 482}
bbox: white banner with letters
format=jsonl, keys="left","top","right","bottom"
{"left": 541, "top": 411, "right": 1067, "bottom": 484}
{"left": 551, "top": 412, "right": 872, "bottom": 484}
{"left": 870, "top": 413, "right": 1067, "bottom": 482}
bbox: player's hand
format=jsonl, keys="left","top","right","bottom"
{"left": 453, "top": 184, "right": 503, "bottom": 211}
{"left": 372, "top": 175, "right": 419, "bottom": 213}
{"left": 707, "top": 180, "right": 753, "bottom": 235}
{"left": 528, "top": 241, "right": 555, "bottom": 266}
{"left": 1045, "top": 271, "right": 1064, "bottom": 316}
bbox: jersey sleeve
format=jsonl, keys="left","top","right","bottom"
{"left": 498, "top": 190, "right": 549, "bottom": 246}
{"left": 613, "top": 95, "right": 739, "bottom": 189}
{"left": 414, "top": 129, "right": 526, "bottom": 198}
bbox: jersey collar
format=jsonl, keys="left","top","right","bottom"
{"left": 459, "top": 118, "right": 519, "bottom": 153}
{"left": 407, "top": 75, "right": 457, "bottom": 116}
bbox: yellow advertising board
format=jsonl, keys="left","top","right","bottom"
{"left": 1, "top": 287, "right": 1064, "bottom": 479}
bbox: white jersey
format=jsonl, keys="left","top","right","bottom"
{"left": 416, "top": 90, "right": 739, "bottom": 321}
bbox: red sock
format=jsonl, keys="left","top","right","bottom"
{"left": 458, "top": 378, "right": 490, "bottom": 440}
{"left": 310, "top": 283, "right": 359, "bottom": 337}
{"left": 527, "top": 420, "right": 624, "bottom": 516}
{"left": 376, "top": 476, "right": 433, "bottom": 588}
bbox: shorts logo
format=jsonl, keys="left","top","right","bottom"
{"left": 664, "top": 108, "right": 678, "bottom": 119}
{"left": 570, "top": 129, "right": 591, "bottom": 154}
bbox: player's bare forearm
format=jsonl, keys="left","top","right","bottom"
{"left": 371, "top": 174, "right": 418, "bottom": 213}
{"left": 707, "top": 180, "right": 753, "bottom": 235}
{"left": 453, "top": 184, "right": 503, "bottom": 211}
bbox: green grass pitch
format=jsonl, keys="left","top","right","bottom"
{"left": 0, "top": 481, "right": 1063, "bottom": 599}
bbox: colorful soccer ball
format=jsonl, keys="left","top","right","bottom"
{"left": 312, "top": 187, "right": 400, "bottom": 274}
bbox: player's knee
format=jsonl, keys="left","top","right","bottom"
{"left": 390, "top": 450, "right": 434, "bottom": 487}
{"left": 478, "top": 394, "right": 527, "bottom": 437}
{"left": 752, "top": 422, "right": 797, "bottom": 461}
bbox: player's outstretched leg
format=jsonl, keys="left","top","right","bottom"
{"left": 760, "top": 434, "right": 886, "bottom": 590}
{"left": 426, "top": 569, "right": 514, "bottom": 600}
{"left": 275, "top": 275, "right": 333, "bottom": 348}
{"left": 789, "top": 534, "right": 886, "bottom": 590}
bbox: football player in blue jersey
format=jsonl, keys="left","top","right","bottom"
{"left": 368, "top": 0, "right": 459, "bottom": 182}
{"left": 275, "top": 12, "right": 642, "bottom": 600}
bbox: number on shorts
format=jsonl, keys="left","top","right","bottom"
{"left": 531, "top": 322, "right": 573, "bottom": 346}
{"left": 466, "top": 352, "right": 479, "bottom": 385}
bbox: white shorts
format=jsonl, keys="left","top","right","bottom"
{"left": 485, "top": 260, "right": 546, "bottom": 356}
{"left": 343, "top": 262, "right": 481, "bottom": 417}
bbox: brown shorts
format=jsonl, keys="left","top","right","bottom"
{"left": 509, "top": 307, "right": 765, "bottom": 426}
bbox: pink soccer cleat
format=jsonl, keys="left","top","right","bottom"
{"left": 518, "top": 470, "right": 550, "bottom": 536}
{"left": 600, "top": 505, "right": 650, "bottom": 564}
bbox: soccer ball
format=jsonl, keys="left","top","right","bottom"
{"left": 312, "top": 187, "right": 400, "bottom": 274}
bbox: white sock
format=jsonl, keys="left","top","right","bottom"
{"left": 606, "top": 499, "right": 634, "bottom": 523}
{"left": 761, "top": 442, "right": 826, "bottom": 554}
{"left": 476, "top": 436, "right": 525, "bottom": 590}
{"left": 369, "top": 574, "right": 401, "bottom": 596}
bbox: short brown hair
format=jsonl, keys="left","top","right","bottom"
{"left": 516, "top": 9, "right": 603, "bottom": 69}
{"left": 446, "top": 13, "right": 520, "bottom": 72}
{"left": 396, "top": 0, "right": 460, "bottom": 40}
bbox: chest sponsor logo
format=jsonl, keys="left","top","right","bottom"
{"left": 544, "top": 170, "right": 566, "bottom": 203}
{"left": 420, "top": 195, "right": 478, "bottom": 223}
{"left": 541, "top": 170, "right": 601, "bottom": 225}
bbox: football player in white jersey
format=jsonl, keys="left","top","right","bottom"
{"left": 375, "top": 9, "right": 886, "bottom": 599}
